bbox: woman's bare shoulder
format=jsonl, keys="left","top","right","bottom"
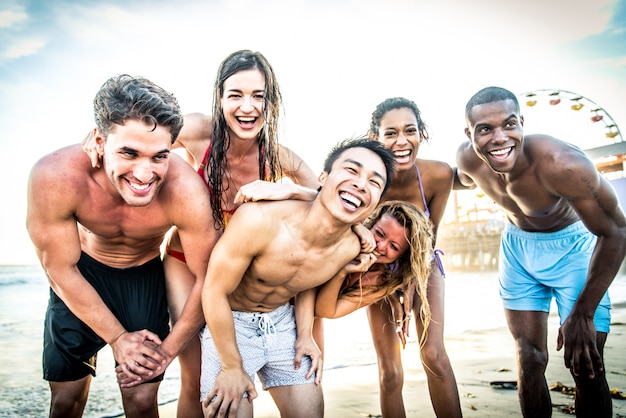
{"left": 416, "top": 158, "right": 454, "bottom": 181}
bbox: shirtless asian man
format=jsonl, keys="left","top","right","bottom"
{"left": 200, "top": 137, "right": 396, "bottom": 418}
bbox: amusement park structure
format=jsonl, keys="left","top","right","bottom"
{"left": 439, "top": 89, "right": 626, "bottom": 271}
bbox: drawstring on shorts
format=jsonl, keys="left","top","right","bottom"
{"left": 258, "top": 313, "right": 276, "bottom": 336}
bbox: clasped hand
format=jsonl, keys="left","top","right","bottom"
{"left": 111, "top": 330, "right": 169, "bottom": 388}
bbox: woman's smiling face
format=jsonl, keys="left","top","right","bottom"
{"left": 220, "top": 68, "right": 266, "bottom": 141}
{"left": 371, "top": 213, "right": 409, "bottom": 264}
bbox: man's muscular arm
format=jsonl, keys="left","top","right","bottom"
{"left": 201, "top": 204, "right": 272, "bottom": 417}
{"left": 545, "top": 148, "right": 626, "bottom": 378}
{"left": 293, "top": 288, "right": 323, "bottom": 384}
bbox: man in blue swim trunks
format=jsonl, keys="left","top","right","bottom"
{"left": 26, "top": 75, "right": 219, "bottom": 417}
{"left": 200, "top": 137, "right": 396, "bottom": 418}
{"left": 454, "top": 86, "right": 626, "bottom": 418}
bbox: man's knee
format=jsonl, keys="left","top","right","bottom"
{"left": 49, "top": 395, "right": 88, "bottom": 418}
{"left": 272, "top": 383, "right": 324, "bottom": 418}
{"left": 49, "top": 378, "right": 91, "bottom": 418}
{"left": 121, "top": 383, "right": 159, "bottom": 414}
{"left": 517, "top": 340, "right": 548, "bottom": 371}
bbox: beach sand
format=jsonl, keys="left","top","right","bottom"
{"left": 155, "top": 304, "right": 626, "bottom": 417}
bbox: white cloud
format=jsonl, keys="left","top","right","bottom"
{"left": 0, "top": 9, "right": 27, "bottom": 28}
{"left": 56, "top": 4, "right": 142, "bottom": 42}
{"left": 2, "top": 37, "right": 45, "bottom": 59}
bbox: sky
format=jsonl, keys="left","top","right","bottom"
{"left": 1, "top": 0, "right": 625, "bottom": 265}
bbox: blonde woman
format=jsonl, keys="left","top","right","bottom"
{"left": 315, "top": 200, "right": 433, "bottom": 345}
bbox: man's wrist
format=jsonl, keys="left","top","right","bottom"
{"left": 108, "top": 330, "right": 126, "bottom": 345}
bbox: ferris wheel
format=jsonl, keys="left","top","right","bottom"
{"left": 518, "top": 89, "right": 625, "bottom": 178}
{"left": 518, "top": 89, "right": 623, "bottom": 147}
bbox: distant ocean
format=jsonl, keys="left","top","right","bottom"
{"left": 1, "top": 265, "right": 625, "bottom": 418}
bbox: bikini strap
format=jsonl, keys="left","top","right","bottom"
{"left": 415, "top": 163, "right": 430, "bottom": 218}
{"left": 432, "top": 249, "right": 445, "bottom": 277}
{"left": 197, "top": 143, "right": 211, "bottom": 183}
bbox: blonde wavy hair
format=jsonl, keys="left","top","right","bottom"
{"left": 351, "top": 200, "right": 433, "bottom": 345}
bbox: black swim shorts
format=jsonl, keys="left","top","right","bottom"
{"left": 43, "top": 252, "right": 170, "bottom": 382}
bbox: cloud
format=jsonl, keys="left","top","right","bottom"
{"left": 0, "top": 5, "right": 37, "bottom": 64}
{"left": 0, "top": 9, "right": 27, "bottom": 28}
{"left": 2, "top": 37, "right": 46, "bottom": 60}
{"left": 56, "top": 3, "right": 138, "bottom": 43}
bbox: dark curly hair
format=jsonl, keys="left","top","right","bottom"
{"left": 93, "top": 74, "right": 183, "bottom": 144}
{"left": 369, "top": 97, "right": 429, "bottom": 143}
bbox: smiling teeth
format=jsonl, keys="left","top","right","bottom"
{"left": 340, "top": 192, "right": 362, "bottom": 207}
{"left": 490, "top": 147, "right": 511, "bottom": 156}
{"left": 131, "top": 182, "right": 150, "bottom": 190}
{"left": 238, "top": 117, "right": 255, "bottom": 122}
{"left": 395, "top": 150, "right": 410, "bottom": 157}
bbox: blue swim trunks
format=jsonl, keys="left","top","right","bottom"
{"left": 199, "top": 303, "right": 315, "bottom": 401}
{"left": 499, "top": 220, "right": 611, "bottom": 333}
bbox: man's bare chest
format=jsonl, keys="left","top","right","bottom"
{"left": 250, "top": 243, "right": 356, "bottom": 291}
{"left": 76, "top": 200, "right": 171, "bottom": 242}
{"left": 476, "top": 175, "right": 565, "bottom": 220}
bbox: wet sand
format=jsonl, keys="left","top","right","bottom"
{"left": 156, "top": 303, "right": 626, "bottom": 417}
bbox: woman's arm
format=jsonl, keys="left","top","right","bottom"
{"left": 279, "top": 144, "right": 320, "bottom": 189}
{"left": 233, "top": 144, "right": 321, "bottom": 203}
{"left": 315, "top": 254, "right": 380, "bottom": 318}
{"left": 234, "top": 179, "right": 318, "bottom": 203}
{"left": 314, "top": 268, "right": 350, "bottom": 318}
{"left": 172, "top": 113, "right": 213, "bottom": 170}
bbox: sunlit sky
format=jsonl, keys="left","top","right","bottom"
{"left": 1, "top": 0, "right": 625, "bottom": 265}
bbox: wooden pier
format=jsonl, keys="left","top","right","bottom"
{"left": 437, "top": 219, "right": 503, "bottom": 272}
